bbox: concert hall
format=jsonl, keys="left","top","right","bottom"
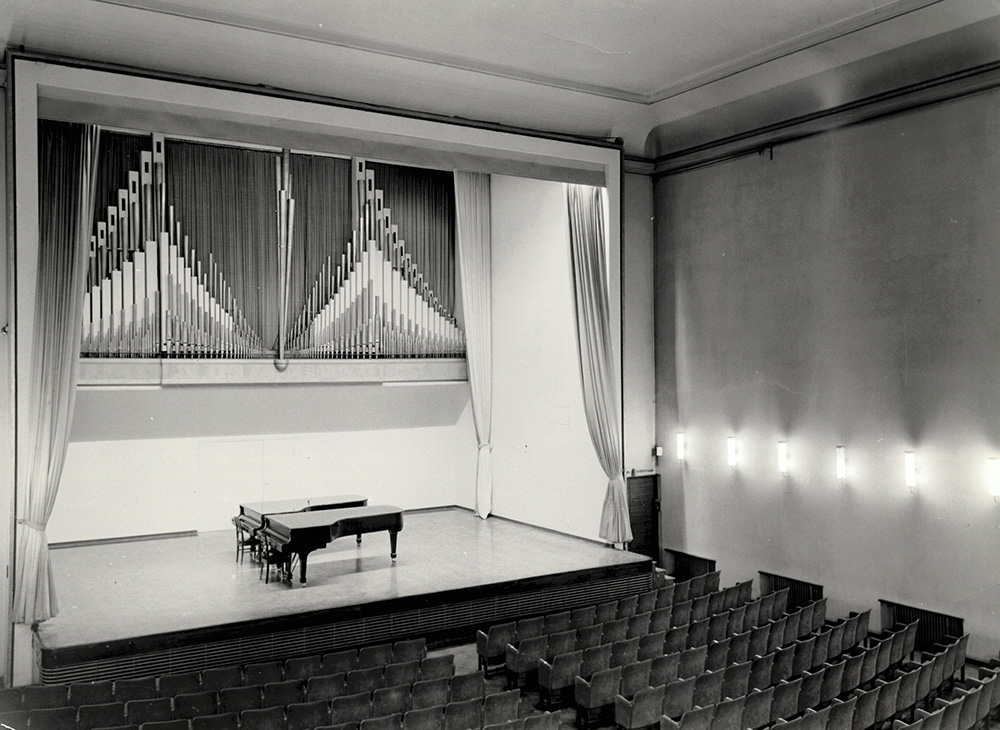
{"left": 3, "top": 4, "right": 1000, "bottom": 730}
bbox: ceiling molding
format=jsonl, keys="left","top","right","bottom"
{"left": 645, "top": 0, "right": 946, "bottom": 103}
{"left": 92, "top": 0, "right": 650, "bottom": 104}
{"left": 93, "top": 0, "right": 951, "bottom": 108}
{"left": 652, "top": 58, "right": 1000, "bottom": 176}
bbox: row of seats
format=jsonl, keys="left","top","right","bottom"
{"left": 656, "top": 633, "right": 985, "bottom": 730}
{"left": 571, "top": 606, "right": 872, "bottom": 726}
{"left": 607, "top": 627, "right": 963, "bottom": 730}
{"left": 507, "top": 590, "right": 812, "bottom": 692}
{"left": 572, "top": 606, "right": 871, "bottom": 728}
{"left": 477, "top": 573, "right": 743, "bottom": 676}
{"left": 0, "top": 642, "right": 431, "bottom": 713}
{"left": 0, "top": 686, "right": 520, "bottom": 730}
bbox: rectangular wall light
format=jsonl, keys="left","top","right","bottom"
{"left": 727, "top": 437, "right": 737, "bottom": 470}
{"left": 835, "top": 446, "right": 846, "bottom": 482}
{"left": 777, "top": 441, "right": 788, "bottom": 475}
{"left": 676, "top": 433, "right": 685, "bottom": 461}
{"left": 904, "top": 451, "right": 917, "bottom": 489}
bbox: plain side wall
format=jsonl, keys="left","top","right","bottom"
{"left": 1, "top": 82, "right": 12, "bottom": 681}
{"left": 623, "top": 172, "right": 656, "bottom": 478}
{"left": 490, "top": 174, "right": 609, "bottom": 539}
{"left": 655, "top": 87, "right": 1000, "bottom": 658}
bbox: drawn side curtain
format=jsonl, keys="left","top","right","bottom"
{"left": 454, "top": 171, "right": 493, "bottom": 518}
{"left": 14, "top": 121, "right": 101, "bottom": 623}
{"left": 566, "top": 183, "right": 632, "bottom": 545}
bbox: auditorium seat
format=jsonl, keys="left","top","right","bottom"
{"left": 822, "top": 659, "right": 848, "bottom": 706}
{"left": 78, "top": 702, "right": 127, "bottom": 730}
{"left": 482, "top": 690, "right": 519, "bottom": 728}
{"left": 23, "top": 685, "right": 69, "bottom": 710}
{"left": 639, "top": 631, "right": 667, "bottom": 662}
{"left": 655, "top": 586, "right": 675, "bottom": 609}
{"left": 359, "top": 644, "right": 394, "bottom": 670}
{"left": 285, "top": 655, "right": 324, "bottom": 681}
{"left": 707, "top": 613, "right": 729, "bottom": 643}
{"left": 411, "top": 679, "right": 449, "bottom": 712}
{"left": 159, "top": 672, "right": 202, "bottom": 698}
{"left": 742, "top": 687, "right": 774, "bottom": 730}
{"left": 448, "top": 672, "right": 485, "bottom": 703}
{"left": 384, "top": 661, "right": 420, "bottom": 688}
{"left": 610, "top": 639, "right": 640, "bottom": 670}
{"left": 651, "top": 653, "right": 680, "bottom": 688}
{"left": 373, "top": 684, "right": 411, "bottom": 718}
{"left": 308, "top": 674, "right": 348, "bottom": 703}
{"left": 70, "top": 682, "right": 116, "bottom": 707}
{"left": 693, "top": 667, "right": 724, "bottom": 708}
{"left": 543, "top": 611, "right": 571, "bottom": 634}
{"left": 240, "top": 706, "right": 286, "bottom": 730}
{"left": 796, "top": 668, "right": 824, "bottom": 715}
{"left": 476, "top": 622, "right": 516, "bottom": 676}
{"left": 677, "top": 645, "right": 706, "bottom": 679}
{"left": 690, "top": 595, "right": 710, "bottom": 623}
{"left": 515, "top": 617, "right": 544, "bottom": 641}
{"left": 362, "top": 713, "right": 403, "bottom": 730}
{"left": 28, "top": 705, "right": 78, "bottom": 730}
{"left": 220, "top": 686, "right": 263, "bottom": 715}
{"left": 324, "top": 650, "right": 361, "bottom": 675}
{"left": 201, "top": 668, "right": 243, "bottom": 693}
{"left": 628, "top": 613, "right": 652, "bottom": 640}
{"left": 443, "top": 698, "right": 481, "bottom": 730}
{"left": 603, "top": 619, "right": 629, "bottom": 645}
{"left": 392, "top": 640, "right": 428, "bottom": 664}
{"left": 705, "top": 638, "right": 730, "bottom": 672}
{"left": 126, "top": 697, "right": 173, "bottom": 726}
{"left": 537, "top": 648, "right": 583, "bottom": 708}
{"left": 419, "top": 656, "right": 455, "bottom": 682}
{"left": 576, "top": 624, "right": 604, "bottom": 652}
{"left": 346, "top": 668, "right": 385, "bottom": 695}
{"left": 770, "top": 679, "right": 801, "bottom": 723}
{"left": 191, "top": 712, "right": 239, "bottom": 730}
{"left": 287, "top": 700, "right": 332, "bottom": 730}
{"left": 619, "top": 659, "right": 653, "bottom": 701}
{"left": 614, "top": 683, "right": 664, "bottom": 730}
{"left": 671, "top": 601, "right": 692, "bottom": 629}
{"left": 617, "top": 596, "right": 639, "bottom": 620}
{"left": 173, "top": 691, "right": 219, "bottom": 720}
{"left": 711, "top": 696, "right": 743, "bottom": 730}
{"left": 748, "top": 652, "right": 774, "bottom": 692}
{"left": 330, "top": 693, "right": 373, "bottom": 726}
{"left": 522, "top": 711, "right": 559, "bottom": 730}
{"left": 678, "top": 704, "right": 714, "bottom": 730}
{"left": 772, "top": 644, "right": 795, "bottom": 685}
{"left": 116, "top": 678, "right": 158, "bottom": 703}
{"left": 650, "top": 608, "right": 673, "bottom": 634}
{"left": 262, "top": 679, "right": 305, "bottom": 708}
{"left": 827, "top": 695, "right": 858, "bottom": 730}
{"left": 0, "top": 710, "right": 27, "bottom": 729}
{"left": 596, "top": 602, "right": 619, "bottom": 624}
{"left": 721, "top": 660, "right": 750, "bottom": 699}
{"left": 686, "top": 618, "right": 709, "bottom": 649}
{"left": 575, "top": 665, "right": 622, "bottom": 729}
{"left": 851, "top": 686, "right": 880, "bottom": 730}
{"left": 661, "top": 677, "right": 696, "bottom": 721}
{"left": 245, "top": 662, "right": 284, "bottom": 687}
{"left": 571, "top": 606, "right": 597, "bottom": 630}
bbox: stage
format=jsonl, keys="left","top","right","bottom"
{"left": 36, "top": 507, "right": 654, "bottom": 684}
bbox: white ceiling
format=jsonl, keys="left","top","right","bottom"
{"left": 4, "top": 0, "right": 1000, "bottom": 157}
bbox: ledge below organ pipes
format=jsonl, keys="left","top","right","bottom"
{"left": 76, "top": 356, "right": 468, "bottom": 386}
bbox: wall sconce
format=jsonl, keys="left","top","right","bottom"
{"left": 676, "top": 433, "right": 685, "bottom": 462}
{"left": 835, "top": 446, "right": 846, "bottom": 483}
{"left": 988, "top": 457, "right": 1000, "bottom": 501}
{"left": 727, "top": 437, "right": 737, "bottom": 470}
{"left": 904, "top": 451, "right": 917, "bottom": 491}
{"left": 777, "top": 441, "right": 788, "bottom": 475}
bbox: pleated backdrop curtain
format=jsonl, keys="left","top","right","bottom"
{"left": 566, "top": 184, "right": 633, "bottom": 545}
{"left": 454, "top": 171, "right": 493, "bottom": 518}
{"left": 14, "top": 122, "right": 101, "bottom": 623}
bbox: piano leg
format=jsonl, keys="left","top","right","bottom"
{"left": 298, "top": 551, "right": 309, "bottom": 584}
{"left": 390, "top": 530, "right": 398, "bottom": 562}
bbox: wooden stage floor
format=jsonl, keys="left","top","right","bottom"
{"left": 37, "top": 507, "right": 653, "bottom": 683}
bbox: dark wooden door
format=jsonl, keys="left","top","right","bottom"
{"left": 627, "top": 474, "right": 660, "bottom": 561}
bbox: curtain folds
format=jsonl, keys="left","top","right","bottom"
{"left": 454, "top": 171, "right": 493, "bottom": 518}
{"left": 566, "top": 184, "right": 632, "bottom": 545}
{"left": 14, "top": 122, "right": 101, "bottom": 623}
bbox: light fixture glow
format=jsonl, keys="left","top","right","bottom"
{"left": 904, "top": 451, "right": 917, "bottom": 489}
{"left": 777, "top": 441, "right": 788, "bottom": 475}
{"left": 988, "top": 458, "right": 1000, "bottom": 498}
{"left": 727, "top": 437, "right": 737, "bottom": 470}
{"left": 835, "top": 446, "right": 846, "bottom": 482}
{"left": 676, "top": 433, "right": 685, "bottom": 462}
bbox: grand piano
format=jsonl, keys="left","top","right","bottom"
{"left": 259, "top": 505, "right": 404, "bottom": 584}
{"left": 232, "top": 494, "right": 369, "bottom": 560}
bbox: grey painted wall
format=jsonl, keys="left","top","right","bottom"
{"left": 655, "top": 85, "right": 1000, "bottom": 658}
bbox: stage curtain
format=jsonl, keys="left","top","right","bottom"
{"left": 14, "top": 121, "right": 101, "bottom": 623}
{"left": 566, "top": 184, "right": 632, "bottom": 545}
{"left": 454, "top": 171, "right": 493, "bottom": 518}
